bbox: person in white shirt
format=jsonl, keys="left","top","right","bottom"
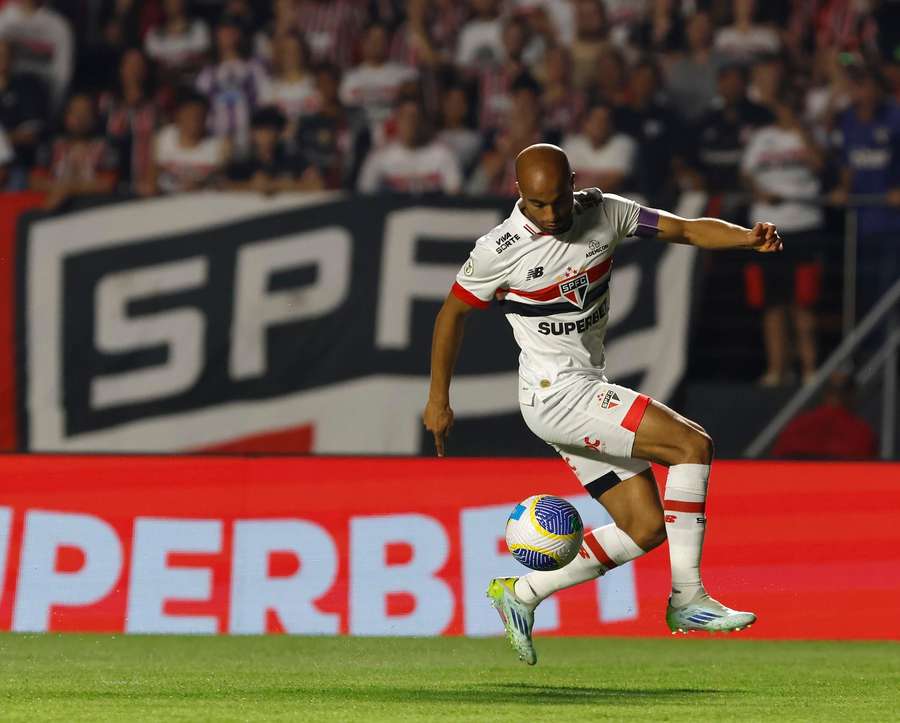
{"left": 455, "top": 0, "right": 504, "bottom": 69}
{"left": 144, "top": 0, "right": 211, "bottom": 79}
{"left": 144, "top": 92, "right": 229, "bottom": 195}
{"left": 339, "top": 22, "right": 417, "bottom": 136}
{"left": 435, "top": 85, "right": 481, "bottom": 176}
{"left": 258, "top": 32, "right": 319, "bottom": 139}
{"left": 741, "top": 94, "right": 825, "bottom": 386}
{"left": 357, "top": 98, "right": 461, "bottom": 194}
{"left": 714, "top": 0, "right": 780, "bottom": 64}
{"left": 424, "top": 143, "right": 782, "bottom": 664}
{"left": 562, "top": 103, "right": 636, "bottom": 191}
{"left": 0, "top": 0, "right": 72, "bottom": 109}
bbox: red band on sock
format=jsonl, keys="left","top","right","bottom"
{"left": 621, "top": 394, "right": 650, "bottom": 433}
{"left": 582, "top": 530, "right": 617, "bottom": 569}
{"left": 664, "top": 500, "right": 706, "bottom": 513}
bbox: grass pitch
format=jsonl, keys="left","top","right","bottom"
{"left": 1, "top": 634, "right": 898, "bottom": 722}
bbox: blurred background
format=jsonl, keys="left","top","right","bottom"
{"left": 0, "top": 0, "right": 898, "bottom": 459}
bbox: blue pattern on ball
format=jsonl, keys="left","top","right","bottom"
{"left": 534, "top": 496, "right": 583, "bottom": 535}
{"left": 511, "top": 547, "right": 558, "bottom": 571}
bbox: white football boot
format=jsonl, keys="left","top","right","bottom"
{"left": 667, "top": 591, "right": 757, "bottom": 634}
{"left": 486, "top": 577, "right": 537, "bottom": 665}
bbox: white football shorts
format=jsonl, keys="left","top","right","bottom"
{"left": 519, "top": 378, "right": 653, "bottom": 498}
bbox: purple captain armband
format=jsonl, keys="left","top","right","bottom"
{"left": 634, "top": 207, "right": 661, "bottom": 237}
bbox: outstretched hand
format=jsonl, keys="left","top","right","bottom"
{"left": 423, "top": 399, "right": 454, "bottom": 457}
{"left": 749, "top": 222, "right": 783, "bottom": 253}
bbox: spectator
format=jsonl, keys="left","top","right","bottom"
{"left": 470, "top": 78, "right": 552, "bottom": 196}
{"left": 747, "top": 53, "right": 786, "bottom": 110}
{"left": 665, "top": 11, "right": 724, "bottom": 123}
{"left": 99, "top": 48, "right": 160, "bottom": 192}
{"left": 145, "top": 91, "right": 228, "bottom": 195}
{"left": 144, "top": 0, "right": 211, "bottom": 80}
{"left": 536, "top": 45, "right": 585, "bottom": 136}
{"left": 254, "top": 0, "right": 298, "bottom": 65}
{"left": 389, "top": 0, "right": 442, "bottom": 68}
{"left": 714, "top": 0, "right": 780, "bottom": 65}
{"left": 296, "top": 63, "right": 370, "bottom": 189}
{"left": 478, "top": 16, "right": 529, "bottom": 130}
{"left": 772, "top": 372, "right": 877, "bottom": 459}
{"left": 0, "top": 0, "right": 73, "bottom": 110}
{"left": 562, "top": 102, "right": 636, "bottom": 191}
{"left": 224, "top": 105, "right": 323, "bottom": 194}
{"left": 511, "top": 0, "right": 575, "bottom": 46}
{"left": 570, "top": 0, "right": 612, "bottom": 91}
{"left": 357, "top": 98, "right": 461, "bottom": 194}
{"left": 629, "top": 0, "right": 684, "bottom": 57}
{"left": 455, "top": 0, "right": 504, "bottom": 70}
{"left": 339, "top": 22, "right": 418, "bottom": 137}
{"left": 29, "top": 92, "right": 119, "bottom": 211}
{"left": 195, "top": 14, "right": 268, "bottom": 154}
{"left": 616, "top": 57, "right": 684, "bottom": 199}
{"left": 741, "top": 94, "right": 825, "bottom": 386}
{"left": 694, "top": 64, "right": 772, "bottom": 196}
{"left": 258, "top": 33, "right": 318, "bottom": 138}
{"left": 829, "top": 65, "right": 900, "bottom": 323}
{"left": 0, "top": 37, "right": 47, "bottom": 174}
{"left": 591, "top": 47, "right": 628, "bottom": 108}
{"left": 297, "top": 0, "right": 367, "bottom": 67}
{"left": 804, "top": 49, "right": 851, "bottom": 145}
{"left": 436, "top": 84, "right": 481, "bottom": 176}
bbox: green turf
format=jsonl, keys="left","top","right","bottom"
{"left": 1, "top": 634, "right": 898, "bottom": 722}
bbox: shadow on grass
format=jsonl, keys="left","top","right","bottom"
{"left": 22, "top": 682, "right": 733, "bottom": 707}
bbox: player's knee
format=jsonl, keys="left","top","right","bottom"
{"left": 679, "top": 426, "right": 714, "bottom": 465}
{"left": 622, "top": 514, "right": 666, "bottom": 551}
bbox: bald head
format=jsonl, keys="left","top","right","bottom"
{"left": 515, "top": 144, "right": 575, "bottom": 234}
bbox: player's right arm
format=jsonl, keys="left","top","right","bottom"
{"left": 424, "top": 242, "right": 507, "bottom": 456}
{"left": 424, "top": 293, "right": 477, "bottom": 457}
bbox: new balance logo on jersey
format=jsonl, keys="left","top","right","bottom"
{"left": 598, "top": 390, "right": 621, "bottom": 410}
{"left": 495, "top": 231, "right": 520, "bottom": 254}
{"left": 525, "top": 266, "right": 544, "bottom": 281}
{"left": 559, "top": 272, "right": 589, "bottom": 308}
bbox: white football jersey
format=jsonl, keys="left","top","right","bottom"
{"left": 453, "top": 189, "right": 660, "bottom": 395}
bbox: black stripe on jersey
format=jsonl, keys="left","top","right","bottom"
{"left": 501, "top": 279, "right": 610, "bottom": 317}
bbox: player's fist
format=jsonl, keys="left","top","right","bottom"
{"left": 423, "top": 400, "right": 454, "bottom": 457}
{"left": 749, "top": 222, "right": 783, "bottom": 253}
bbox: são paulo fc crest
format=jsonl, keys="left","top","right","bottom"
{"left": 559, "top": 272, "right": 590, "bottom": 308}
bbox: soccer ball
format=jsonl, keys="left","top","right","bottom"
{"left": 505, "top": 494, "right": 584, "bottom": 571}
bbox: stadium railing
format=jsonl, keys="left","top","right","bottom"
{"left": 745, "top": 275, "right": 900, "bottom": 459}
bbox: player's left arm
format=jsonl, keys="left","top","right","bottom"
{"left": 652, "top": 209, "right": 783, "bottom": 253}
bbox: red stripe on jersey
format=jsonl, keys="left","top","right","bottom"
{"left": 507, "top": 257, "right": 612, "bottom": 301}
{"left": 664, "top": 500, "right": 706, "bottom": 513}
{"left": 621, "top": 393, "right": 650, "bottom": 433}
{"left": 451, "top": 281, "right": 489, "bottom": 309}
{"left": 582, "top": 530, "right": 617, "bottom": 569}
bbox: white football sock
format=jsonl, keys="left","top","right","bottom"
{"left": 513, "top": 524, "right": 645, "bottom": 607}
{"left": 664, "top": 463, "right": 710, "bottom": 607}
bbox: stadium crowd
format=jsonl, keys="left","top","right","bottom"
{"left": 0, "top": 0, "right": 898, "bottom": 388}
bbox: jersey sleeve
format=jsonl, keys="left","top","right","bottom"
{"left": 451, "top": 241, "right": 508, "bottom": 309}
{"left": 599, "top": 191, "right": 660, "bottom": 241}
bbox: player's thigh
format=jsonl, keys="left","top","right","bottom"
{"left": 631, "top": 398, "right": 713, "bottom": 466}
{"left": 520, "top": 380, "right": 651, "bottom": 460}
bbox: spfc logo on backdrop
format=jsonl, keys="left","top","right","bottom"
{"left": 559, "top": 272, "right": 589, "bottom": 308}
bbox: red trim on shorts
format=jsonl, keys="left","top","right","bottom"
{"left": 664, "top": 500, "right": 706, "bottom": 513}
{"left": 621, "top": 394, "right": 650, "bottom": 433}
{"left": 582, "top": 530, "right": 617, "bottom": 569}
{"left": 744, "top": 263, "right": 765, "bottom": 309}
{"left": 450, "top": 281, "right": 489, "bottom": 309}
{"left": 795, "top": 262, "right": 821, "bottom": 307}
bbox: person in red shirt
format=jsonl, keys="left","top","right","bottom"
{"left": 772, "top": 372, "right": 877, "bottom": 459}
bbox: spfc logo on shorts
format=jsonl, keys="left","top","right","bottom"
{"left": 598, "top": 389, "right": 620, "bottom": 410}
{"left": 559, "top": 272, "right": 589, "bottom": 308}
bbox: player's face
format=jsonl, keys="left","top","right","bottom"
{"left": 519, "top": 172, "right": 575, "bottom": 235}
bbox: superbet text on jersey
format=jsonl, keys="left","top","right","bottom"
{"left": 452, "top": 189, "right": 660, "bottom": 396}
